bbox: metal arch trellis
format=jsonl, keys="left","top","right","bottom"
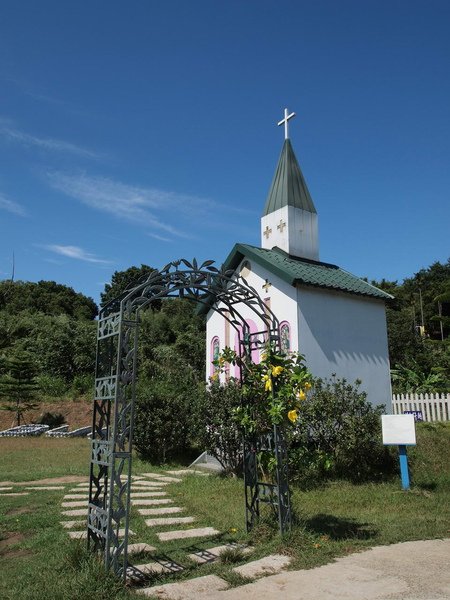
{"left": 87, "top": 257, "right": 292, "bottom": 579}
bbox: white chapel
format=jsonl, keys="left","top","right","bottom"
{"left": 205, "top": 110, "right": 393, "bottom": 408}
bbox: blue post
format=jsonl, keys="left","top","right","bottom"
{"left": 398, "top": 445, "right": 410, "bottom": 490}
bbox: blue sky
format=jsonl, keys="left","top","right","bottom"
{"left": 1, "top": 0, "right": 449, "bottom": 304}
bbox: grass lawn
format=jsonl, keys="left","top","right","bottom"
{"left": 0, "top": 422, "right": 449, "bottom": 599}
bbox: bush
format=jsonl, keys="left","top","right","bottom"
{"left": 38, "top": 374, "right": 68, "bottom": 397}
{"left": 38, "top": 411, "right": 66, "bottom": 429}
{"left": 134, "top": 350, "right": 202, "bottom": 463}
{"left": 195, "top": 379, "right": 243, "bottom": 475}
{"left": 289, "top": 377, "right": 396, "bottom": 486}
{"left": 71, "top": 374, "right": 94, "bottom": 396}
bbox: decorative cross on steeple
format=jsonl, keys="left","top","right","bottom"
{"left": 277, "top": 219, "right": 286, "bottom": 232}
{"left": 263, "top": 225, "right": 272, "bottom": 239}
{"left": 262, "top": 279, "right": 272, "bottom": 292}
{"left": 277, "top": 108, "right": 296, "bottom": 140}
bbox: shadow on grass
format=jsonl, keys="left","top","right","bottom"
{"left": 301, "top": 513, "right": 378, "bottom": 540}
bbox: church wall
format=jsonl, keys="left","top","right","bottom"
{"left": 296, "top": 286, "right": 392, "bottom": 409}
{"left": 261, "top": 206, "right": 319, "bottom": 261}
{"left": 206, "top": 259, "right": 298, "bottom": 381}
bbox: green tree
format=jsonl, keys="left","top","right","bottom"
{"left": 100, "top": 264, "right": 158, "bottom": 308}
{"left": 0, "top": 280, "right": 97, "bottom": 319}
{"left": 0, "top": 351, "right": 40, "bottom": 426}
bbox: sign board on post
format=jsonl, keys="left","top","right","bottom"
{"left": 381, "top": 415, "right": 416, "bottom": 490}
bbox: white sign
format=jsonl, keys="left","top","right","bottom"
{"left": 382, "top": 415, "right": 416, "bottom": 446}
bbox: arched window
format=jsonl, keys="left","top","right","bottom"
{"left": 280, "top": 321, "right": 291, "bottom": 354}
{"left": 210, "top": 336, "right": 220, "bottom": 377}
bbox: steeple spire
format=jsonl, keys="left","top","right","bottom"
{"left": 261, "top": 109, "right": 319, "bottom": 260}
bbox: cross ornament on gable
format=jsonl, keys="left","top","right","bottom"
{"left": 262, "top": 279, "right": 272, "bottom": 293}
{"left": 263, "top": 225, "right": 272, "bottom": 239}
{"left": 277, "top": 219, "right": 286, "bottom": 233}
{"left": 278, "top": 108, "right": 296, "bottom": 140}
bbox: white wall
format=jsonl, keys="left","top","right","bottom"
{"left": 206, "top": 258, "right": 298, "bottom": 380}
{"left": 261, "top": 205, "right": 319, "bottom": 260}
{"left": 297, "top": 286, "right": 391, "bottom": 409}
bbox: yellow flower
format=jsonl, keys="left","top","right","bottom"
{"left": 229, "top": 527, "right": 237, "bottom": 533}
{"left": 271, "top": 365, "right": 284, "bottom": 377}
{"left": 261, "top": 352, "right": 267, "bottom": 362}
{"left": 304, "top": 381, "right": 312, "bottom": 390}
{"left": 297, "top": 389, "right": 306, "bottom": 401}
{"left": 265, "top": 378, "right": 273, "bottom": 392}
{"left": 288, "top": 409, "right": 298, "bottom": 423}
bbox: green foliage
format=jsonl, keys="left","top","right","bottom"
{"left": 134, "top": 298, "right": 205, "bottom": 463}
{"left": 374, "top": 259, "right": 450, "bottom": 392}
{"left": 288, "top": 377, "right": 395, "bottom": 486}
{"left": 391, "top": 361, "right": 447, "bottom": 393}
{"left": 0, "top": 350, "right": 40, "bottom": 425}
{"left": 37, "top": 411, "right": 66, "bottom": 429}
{"left": 216, "top": 345, "right": 312, "bottom": 435}
{"left": 0, "top": 280, "right": 97, "bottom": 319}
{"left": 195, "top": 379, "right": 243, "bottom": 475}
{"left": 37, "top": 374, "right": 67, "bottom": 397}
{"left": 100, "top": 264, "right": 158, "bottom": 308}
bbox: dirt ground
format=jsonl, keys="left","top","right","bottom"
{"left": 0, "top": 400, "right": 92, "bottom": 431}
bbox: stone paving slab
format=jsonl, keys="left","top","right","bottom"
{"left": 188, "top": 544, "right": 253, "bottom": 565}
{"left": 0, "top": 487, "right": 13, "bottom": 491}
{"left": 63, "top": 494, "right": 88, "bottom": 500}
{"left": 25, "top": 486, "right": 65, "bottom": 490}
{"left": 69, "top": 528, "right": 134, "bottom": 540}
{"left": 69, "top": 487, "right": 89, "bottom": 492}
{"left": 61, "top": 508, "right": 88, "bottom": 516}
{"left": 60, "top": 520, "right": 86, "bottom": 529}
{"left": 134, "top": 498, "right": 174, "bottom": 506}
{"left": 132, "top": 481, "right": 168, "bottom": 487}
{"left": 131, "top": 494, "right": 168, "bottom": 504}
{"left": 138, "top": 574, "right": 229, "bottom": 598}
{"left": 0, "top": 492, "right": 29, "bottom": 496}
{"left": 129, "top": 561, "right": 182, "bottom": 576}
{"left": 62, "top": 500, "right": 88, "bottom": 507}
{"left": 145, "top": 516, "right": 195, "bottom": 527}
{"left": 128, "top": 543, "right": 156, "bottom": 555}
{"left": 76, "top": 483, "right": 91, "bottom": 488}
{"left": 138, "top": 506, "right": 183, "bottom": 516}
{"left": 143, "top": 474, "right": 182, "bottom": 483}
{"left": 157, "top": 527, "right": 219, "bottom": 542}
{"left": 164, "top": 469, "right": 194, "bottom": 476}
{"left": 232, "top": 555, "right": 291, "bottom": 578}
{"left": 131, "top": 491, "right": 167, "bottom": 498}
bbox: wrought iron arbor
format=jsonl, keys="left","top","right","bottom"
{"left": 87, "top": 258, "right": 292, "bottom": 579}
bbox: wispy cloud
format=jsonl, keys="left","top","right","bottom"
{"left": 0, "top": 192, "right": 27, "bottom": 216}
{"left": 45, "top": 171, "right": 252, "bottom": 240}
{"left": 43, "top": 244, "right": 112, "bottom": 264}
{"left": 46, "top": 171, "right": 196, "bottom": 238}
{"left": 0, "top": 118, "right": 102, "bottom": 159}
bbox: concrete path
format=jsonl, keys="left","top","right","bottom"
{"left": 218, "top": 539, "right": 450, "bottom": 600}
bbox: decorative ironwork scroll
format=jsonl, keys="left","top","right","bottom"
{"left": 87, "top": 258, "right": 291, "bottom": 579}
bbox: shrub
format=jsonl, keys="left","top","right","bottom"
{"left": 38, "top": 374, "right": 68, "bottom": 397}
{"left": 38, "top": 411, "right": 66, "bottom": 429}
{"left": 195, "top": 379, "right": 243, "bottom": 475}
{"left": 289, "top": 377, "right": 396, "bottom": 486}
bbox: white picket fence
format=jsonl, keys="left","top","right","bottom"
{"left": 392, "top": 393, "right": 450, "bottom": 422}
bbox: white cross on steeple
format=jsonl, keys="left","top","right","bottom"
{"left": 277, "top": 108, "right": 296, "bottom": 140}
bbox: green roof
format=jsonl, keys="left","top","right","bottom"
{"left": 262, "top": 139, "right": 317, "bottom": 216}
{"left": 224, "top": 244, "right": 393, "bottom": 300}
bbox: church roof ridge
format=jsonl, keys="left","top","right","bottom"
{"left": 224, "top": 243, "right": 394, "bottom": 301}
{"left": 262, "top": 139, "right": 317, "bottom": 216}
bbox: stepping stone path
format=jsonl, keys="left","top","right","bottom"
{"left": 57, "top": 468, "right": 292, "bottom": 598}
{"left": 188, "top": 543, "right": 253, "bottom": 565}
{"left": 144, "top": 516, "right": 195, "bottom": 527}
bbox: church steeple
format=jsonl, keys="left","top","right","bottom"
{"left": 261, "top": 109, "right": 319, "bottom": 261}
